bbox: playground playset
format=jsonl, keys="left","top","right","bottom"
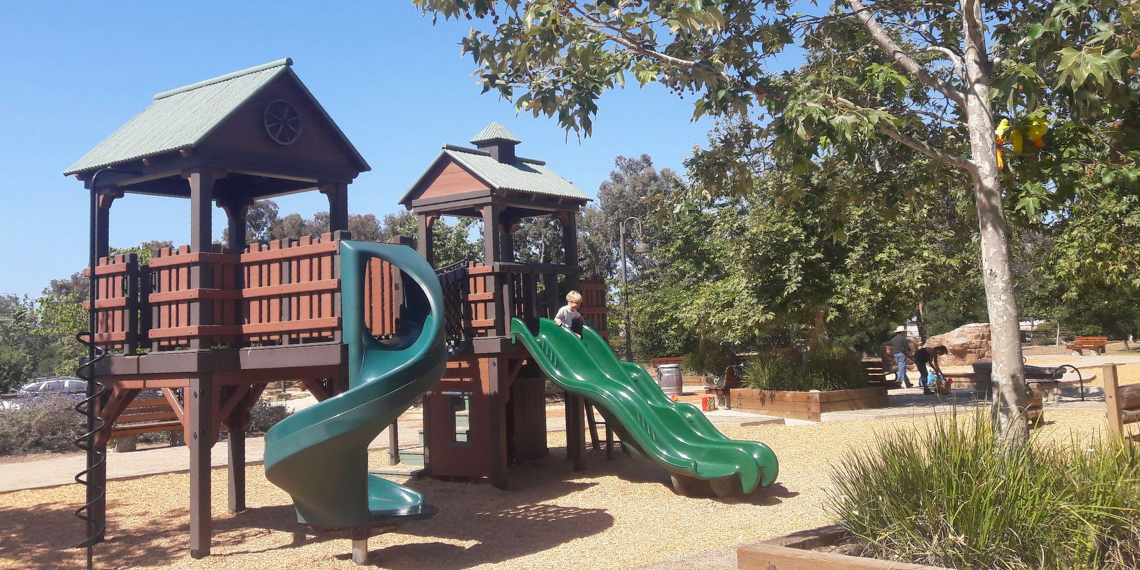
{"left": 65, "top": 59, "right": 778, "bottom": 564}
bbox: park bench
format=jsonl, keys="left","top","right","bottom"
{"left": 1066, "top": 336, "right": 1108, "bottom": 355}
{"left": 1103, "top": 364, "right": 1140, "bottom": 438}
{"left": 111, "top": 396, "right": 183, "bottom": 451}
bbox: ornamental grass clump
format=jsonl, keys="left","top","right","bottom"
{"left": 828, "top": 413, "right": 1140, "bottom": 569}
{"left": 743, "top": 346, "right": 866, "bottom": 392}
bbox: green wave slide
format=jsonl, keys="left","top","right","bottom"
{"left": 511, "top": 317, "right": 778, "bottom": 496}
{"left": 264, "top": 241, "right": 446, "bottom": 530}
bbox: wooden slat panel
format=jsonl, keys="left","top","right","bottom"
{"left": 242, "top": 279, "right": 340, "bottom": 299}
{"left": 242, "top": 317, "right": 340, "bottom": 335}
{"left": 147, "top": 252, "right": 241, "bottom": 268}
{"left": 239, "top": 239, "right": 339, "bottom": 262}
{"left": 147, "top": 325, "right": 242, "bottom": 339}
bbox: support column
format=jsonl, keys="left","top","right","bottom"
{"left": 186, "top": 170, "right": 219, "bottom": 350}
{"left": 562, "top": 211, "right": 579, "bottom": 291}
{"left": 417, "top": 214, "right": 436, "bottom": 267}
{"left": 483, "top": 205, "right": 505, "bottom": 336}
{"left": 488, "top": 356, "right": 509, "bottom": 489}
{"left": 320, "top": 182, "right": 349, "bottom": 232}
{"left": 225, "top": 386, "right": 255, "bottom": 514}
{"left": 188, "top": 374, "right": 215, "bottom": 559}
{"left": 220, "top": 197, "right": 251, "bottom": 349}
{"left": 567, "top": 394, "right": 586, "bottom": 471}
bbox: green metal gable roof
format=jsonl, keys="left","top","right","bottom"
{"left": 64, "top": 58, "right": 370, "bottom": 176}
{"left": 399, "top": 143, "right": 591, "bottom": 205}
{"left": 65, "top": 59, "right": 290, "bottom": 175}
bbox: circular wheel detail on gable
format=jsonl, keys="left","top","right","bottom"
{"left": 263, "top": 99, "right": 302, "bottom": 145}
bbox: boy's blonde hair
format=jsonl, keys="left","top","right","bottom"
{"left": 566, "top": 291, "right": 583, "bottom": 304}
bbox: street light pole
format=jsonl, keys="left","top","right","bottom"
{"left": 618, "top": 217, "right": 649, "bottom": 362}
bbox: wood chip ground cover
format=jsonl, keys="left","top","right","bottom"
{"left": 0, "top": 411, "right": 1133, "bottom": 569}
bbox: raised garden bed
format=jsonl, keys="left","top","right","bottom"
{"left": 728, "top": 386, "right": 887, "bottom": 421}
{"left": 737, "top": 524, "right": 953, "bottom": 570}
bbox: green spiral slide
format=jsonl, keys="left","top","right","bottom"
{"left": 511, "top": 318, "right": 778, "bottom": 496}
{"left": 264, "top": 241, "right": 446, "bottom": 530}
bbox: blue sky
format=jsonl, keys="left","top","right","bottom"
{"left": 0, "top": 1, "right": 715, "bottom": 297}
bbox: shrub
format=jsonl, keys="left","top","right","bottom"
{"left": 0, "top": 394, "right": 85, "bottom": 455}
{"left": 828, "top": 413, "right": 1140, "bottom": 569}
{"left": 683, "top": 342, "right": 732, "bottom": 376}
{"left": 742, "top": 346, "right": 866, "bottom": 391}
{"left": 247, "top": 399, "right": 290, "bottom": 434}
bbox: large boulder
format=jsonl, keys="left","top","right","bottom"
{"left": 925, "top": 323, "right": 991, "bottom": 366}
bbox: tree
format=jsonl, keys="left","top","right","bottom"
{"left": 414, "top": 0, "right": 1140, "bottom": 440}
{"left": 579, "top": 154, "right": 679, "bottom": 280}
{"left": 0, "top": 295, "right": 43, "bottom": 392}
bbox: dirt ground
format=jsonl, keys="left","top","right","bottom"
{"left": 2, "top": 411, "right": 1135, "bottom": 570}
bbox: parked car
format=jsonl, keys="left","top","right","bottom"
{"left": 17, "top": 377, "right": 87, "bottom": 396}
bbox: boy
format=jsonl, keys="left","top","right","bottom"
{"left": 554, "top": 291, "right": 584, "bottom": 336}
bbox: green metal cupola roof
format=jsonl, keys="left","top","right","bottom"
{"left": 469, "top": 122, "right": 522, "bottom": 145}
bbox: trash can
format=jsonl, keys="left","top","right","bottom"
{"left": 657, "top": 363, "right": 683, "bottom": 397}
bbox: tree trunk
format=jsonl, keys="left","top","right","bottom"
{"left": 962, "top": 0, "right": 1028, "bottom": 442}
{"left": 1055, "top": 320, "right": 1061, "bottom": 347}
{"left": 805, "top": 309, "right": 826, "bottom": 360}
{"left": 915, "top": 300, "right": 927, "bottom": 344}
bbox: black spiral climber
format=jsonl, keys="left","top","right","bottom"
{"left": 73, "top": 331, "right": 107, "bottom": 568}
{"left": 73, "top": 167, "right": 135, "bottom": 570}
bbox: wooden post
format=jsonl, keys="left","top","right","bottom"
{"left": 321, "top": 183, "right": 349, "bottom": 233}
{"left": 221, "top": 197, "right": 250, "bottom": 349}
{"left": 561, "top": 211, "right": 579, "bottom": 291}
{"left": 489, "top": 356, "right": 508, "bottom": 488}
{"left": 567, "top": 394, "right": 585, "bottom": 471}
{"left": 226, "top": 387, "right": 252, "bottom": 514}
{"left": 187, "top": 170, "right": 218, "bottom": 350}
{"left": 1105, "top": 363, "right": 1123, "bottom": 437}
{"left": 483, "top": 205, "right": 505, "bottom": 337}
{"left": 417, "top": 214, "right": 435, "bottom": 267}
{"left": 188, "top": 373, "right": 215, "bottom": 558}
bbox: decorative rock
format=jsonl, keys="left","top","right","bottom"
{"left": 926, "top": 323, "right": 991, "bottom": 367}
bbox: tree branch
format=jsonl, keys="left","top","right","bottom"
{"left": 925, "top": 46, "right": 966, "bottom": 81}
{"left": 831, "top": 96, "right": 976, "bottom": 171}
{"left": 574, "top": 7, "right": 775, "bottom": 102}
{"left": 847, "top": 0, "right": 968, "bottom": 107}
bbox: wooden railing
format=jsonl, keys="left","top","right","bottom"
{"left": 90, "top": 238, "right": 606, "bottom": 353}
{"left": 147, "top": 245, "right": 241, "bottom": 349}
{"left": 578, "top": 280, "right": 609, "bottom": 336}
{"left": 84, "top": 253, "right": 143, "bottom": 353}
{"left": 364, "top": 256, "right": 401, "bottom": 338}
{"left": 242, "top": 234, "right": 342, "bottom": 344}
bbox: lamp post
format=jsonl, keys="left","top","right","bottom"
{"left": 618, "top": 216, "right": 651, "bottom": 361}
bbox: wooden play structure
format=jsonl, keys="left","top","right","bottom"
{"left": 67, "top": 59, "right": 608, "bottom": 560}
{"left": 397, "top": 121, "right": 603, "bottom": 486}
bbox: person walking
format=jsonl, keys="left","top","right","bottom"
{"left": 888, "top": 326, "right": 913, "bottom": 388}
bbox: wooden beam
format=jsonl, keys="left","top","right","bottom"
{"left": 300, "top": 377, "right": 331, "bottom": 402}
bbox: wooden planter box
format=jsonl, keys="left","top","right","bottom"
{"left": 738, "top": 525, "right": 953, "bottom": 570}
{"left": 729, "top": 386, "right": 888, "bottom": 421}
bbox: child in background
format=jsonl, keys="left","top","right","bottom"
{"left": 554, "top": 291, "right": 583, "bottom": 337}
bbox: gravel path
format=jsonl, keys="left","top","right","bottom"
{"left": 2, "top": 410, "right": 1133, "bottom": 570}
